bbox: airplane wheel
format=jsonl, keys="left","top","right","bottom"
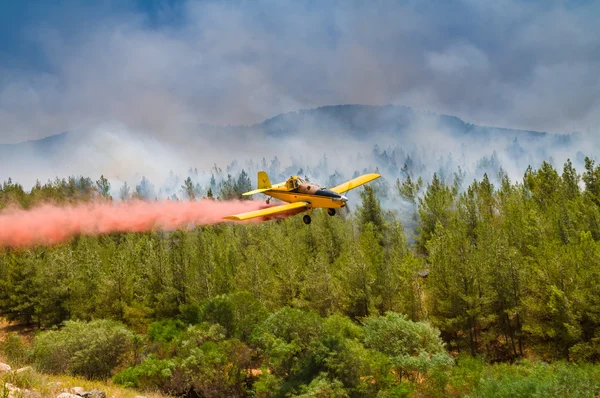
{"left": 303, "top": 215, "right": 312, "bottom": 225}
{"left": 327, "top": 208, "right": 336, "bottom": 216}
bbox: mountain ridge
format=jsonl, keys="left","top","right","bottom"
{"left": 0, "top": 104, "right": 566, "bottom": 149}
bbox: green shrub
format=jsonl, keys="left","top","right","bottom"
{"left": 295, "top": 373, "right": 349, "bottom": 398}
{"left": 201, "top": 292, "right": 268, "bottom": 340}
{"left": 148, "top": 319, "right": 185, "bottom": 342}
{"left": 254, "top": 307, "right": 323, "bottom": 382}
{"left": 175, "top": 324, "right": 251, "bottom": 396}
{"left": 179, "top": 303, "right": 202, "bottom": 325}
{"left": 112, "top": 355, "right": 176, "bottom": 390}
{"left": 201, "top": 296, "right": 235, "bottom": 336}
{"left": 115, "top": 323, "right": 252, "bottom": 396}
{"left": 253, "top": 371, "right": 284, "bottom": 398}
{"left": 33, "top": 319, "right": 135, "bottom": 379}
{"left": 256, "top": 307, "right": 323, "bottom": 348}
{"left": 569, "top": 340, "right": 600, "bottom": 363}
{"left": 445, "top": 355, "right": 485, "bottom": 396}
{"left": 468, "top": 360, "right": 600, "bottom": 398}
{"left": 255, "top": 310, "right": 401, "bottom": 397}
{"left": 363, "top": 312, "right": 447, "bottom": 357}
{"left": 363, "top": 312, "right": 453, "bottom": 381}
{"left": 375, "top": 384, "right": 414, "bottom": 398}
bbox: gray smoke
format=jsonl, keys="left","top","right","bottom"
{"left": 1, "top": 1, "right": 598, "bottom": 201}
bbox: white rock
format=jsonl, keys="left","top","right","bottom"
{"left": 16, "top": 366, "right": 33, "bottom": 374}
{"left": 47, "top": 381, "right": 63, "bottom": 388}
{"left": 80, "top": 389, "right": 106, "bottom": 398}
{"left": 56, "top": 393, "right": 79, "bottom": 398}
{"left": 70, "top": 387, "right": 85, "bottom": 395}
{"left": 0, "top": 362, "right": 11, "bottom": 372}
{"left": 5, "top": 383, "right": 22, "bottom": 398}
{"left": 4, "top": 383, "right": 19, "bottom": 391}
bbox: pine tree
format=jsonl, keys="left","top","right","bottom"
{"left": 417, "top": 173, "right": 454, "bottom": 253}
{"left": 96, "top": 175, "right": 111, "bottom": 199}
{"left": 119, "top": 182, "right": 131, "bottom": 201}
{"left": 182, "top": 176, "right": 196, "bottom": 200}
{"left": 235, "top": 170, "right": 252, "bottom": 199}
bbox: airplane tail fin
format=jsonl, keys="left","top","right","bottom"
{"left": 257, "top": 171, "right": 272, "bottom": 189}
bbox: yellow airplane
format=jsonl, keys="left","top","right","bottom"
{"left": 224, "top": 171, "right": 381, "bottom": 224}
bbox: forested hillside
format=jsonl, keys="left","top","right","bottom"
{"left": 2, "top": 157, "right": 600, "bottom": 396}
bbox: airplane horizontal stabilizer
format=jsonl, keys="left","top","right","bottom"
{"left": 242, "top": 188, "right": 271, "bottom": 196}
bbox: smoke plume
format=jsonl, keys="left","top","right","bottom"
{"left": 0, "top": 199, "right": 272, "bottom": 248}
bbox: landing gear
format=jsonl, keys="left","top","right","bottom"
{"left": 303, "top": 215, "right": 312, "bottom": 225}
{"left": 327, "top": 208, "right": 336, "bottom": 216}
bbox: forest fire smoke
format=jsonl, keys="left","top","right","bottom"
{"left": 0, "top": 199, "right": 274, "bottom": 248}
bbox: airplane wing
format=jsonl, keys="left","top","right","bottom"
{"left": 223, "top": 201, "right": 308, "bottom": 221}
{"left": 330, "top": 173, "right": 381, "bottom": 194}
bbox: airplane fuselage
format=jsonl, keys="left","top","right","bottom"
{"left": 266, "top": 188, "right": 348, "bottom": 209}
{"left": 263, "top": 177, "right": 348, "bottom": 209}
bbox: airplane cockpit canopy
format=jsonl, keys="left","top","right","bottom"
{"left": 287, "top": 176, "right": 304, "bottom": 190}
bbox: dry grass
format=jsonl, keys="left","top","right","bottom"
{"left": 1, "top": 369, "right": 168, "bottom": 398}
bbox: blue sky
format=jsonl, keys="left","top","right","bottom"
{"left": 0, "top": 1, "right": 182, "bottom": 70}
{"left": 1, "top": 0, "right": 599, "bottom": 143}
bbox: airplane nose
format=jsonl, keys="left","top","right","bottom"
{"left": 341, "top": 195, "right": 348, "bottom": 202}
